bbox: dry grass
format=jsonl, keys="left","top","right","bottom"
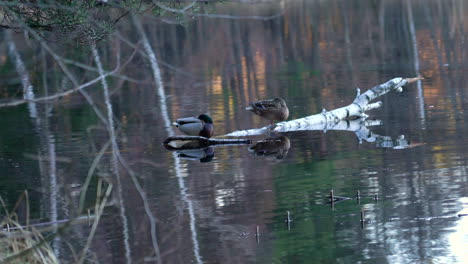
{"left": 0, "top": 194, "right": 58, "bottom": 264}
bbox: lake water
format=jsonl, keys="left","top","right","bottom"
{"left": 1, "top": 0, "right": 468, "bottom": 263}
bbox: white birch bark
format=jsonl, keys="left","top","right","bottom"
{"left": 226, "top": 77, "right": 422, "bottom": 137}
{"left": 5, "top": 31, "right": 38, "bottom": 121}
{"left": 406, "top": 1, "right": 426, "bottom": 127}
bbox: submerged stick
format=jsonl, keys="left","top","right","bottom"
{"left": 286, "top": 211, "right": 292, "bottom": 223}
{"left": 360, "top": 209, "right": 365, "bottom": 229}
{"left": 255, "top": 225, "right": 260, "bottom": 244}
{"left": 285, "top": 211, "right": 292, "bottom": 231}
{"left": 330, "top": 189, "right": 335, "bottom": 209}
{"left": 327, "top": 190, "right": 351, "bottom": 204}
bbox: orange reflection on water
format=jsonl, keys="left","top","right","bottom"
{"left": 254, "top": 51, "right": 266, "bottom": 99}
{"left": 210, "top": 75, "right": 223, "bottom": 96}
{"left": 431, "top": 146, "right": 451, "bottom": 169}
{"left": 241, "top": 56, "right": 249, "bottom": 104}
{"left": 417, "top": 28, "right": 445, "bottom": 70}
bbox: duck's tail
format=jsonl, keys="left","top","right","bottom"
{"left": 245, "top": 105, "right": 253, "bottom": 111}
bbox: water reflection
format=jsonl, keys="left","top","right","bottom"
{"left": 248, "top": 135, "right": 291, "bottom": 160}
{"left": 163, "top": 136, "right": 251, "bottom": 163}
{"left": 448, "top": 198, "right": 468, "bottom": 264}
{"left": 164, "top": 117, "right": 415, "bottom": 164}
{"left": 1, "top": 0, "right": 468, "bottom": 263}
{"left": 177, "top": 147, "right": 215, "bottom": 163}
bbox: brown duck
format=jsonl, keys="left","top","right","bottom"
{"left": 246, "top": 97, "right": 289, "bottom": 124}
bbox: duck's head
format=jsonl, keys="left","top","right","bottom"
{"left": 198, "top": 114, "right": 213, "bottom": 124}
{"left": 200, "top": 147, "right": 214, "bottom": 162}
{"left": 273, "top": 97, "right": 287, "bottom": 107}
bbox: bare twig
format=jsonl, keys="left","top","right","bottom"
{"left": 0, "top": 39, "right": 138, "bottom": 109}
{"left": 78, "top": 140, "right": 111, "bottom": 214}
{"left": 151, "top": 1, "right": 284, "bottom": 20}
{"left": 114, "top": 31, "right": 202, "bottom": 80}
{"left": 62, "top": 58, "right": 145, "bottom": 84}
{"left": 77, "top": 181, "right": 113, "bottom": 264}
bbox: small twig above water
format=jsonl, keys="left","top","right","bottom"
{"left": 255, "top": 225, "right": 260, "bottom": 244}
{"left": 285, "top": 211, "right": 292, "bottom": 231}
{"left": 360, "top": 209, "right": 365, "bottom": 229}
{"left": 327, "top": 190, "right": 351, "bottom": 204}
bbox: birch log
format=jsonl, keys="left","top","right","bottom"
{"left": 226, "top": 77, "right": 423, "bottom": 137}
{"left": 164, "top": 118, "right": 409, "bottom": 150}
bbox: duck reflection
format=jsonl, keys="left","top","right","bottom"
{"left": 163, "top": 134, "right": 292, "bottom": 162}
{"left": 163, "top": 138, "right": 215, "bottom": 163}
{"left": 176, "top": 147, "right": 214, "bottom": 163}
{"left": 249, "top": 135, "right": 290, "bottom": 160}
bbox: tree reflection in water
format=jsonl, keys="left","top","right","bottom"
{"left": 0, "top": 0, "right": 467, "bottom": 263}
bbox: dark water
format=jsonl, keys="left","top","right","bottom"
{"left": 1, "top": 0, "right": 468, "bottom": 263}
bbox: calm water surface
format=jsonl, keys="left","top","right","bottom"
{"left": 1, "top": 0, "right": 468, "bottom": 263}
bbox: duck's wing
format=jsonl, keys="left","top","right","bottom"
{"left": 174, "top": 117, "right": 204, "bottom": 136}
{"left": 253, "top": 99, "right": 280, "bottom": 110}
{"left": 174, "top": 117, "right": 202, "bottom": 126}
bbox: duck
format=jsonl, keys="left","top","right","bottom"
{"left": 172, "top": 114, "right": 214, "bottom": 138}
{"left": 246, "top": 97, "right": 289, "bottom": 124}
